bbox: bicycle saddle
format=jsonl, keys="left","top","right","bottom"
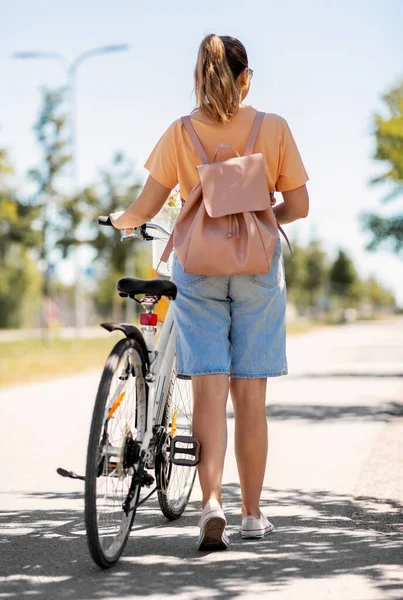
{"left": 117, "top": 277, "right": 178, "bottom": 300}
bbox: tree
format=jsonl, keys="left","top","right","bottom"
{"left": 283, "top": 239, "right": 328, "bottom": 307}
{"left": 28, "top": 88, "right": 74, "bottom": 277}
{"left": 283, "top": 240, "right": 306, "bottom": 294}
{"left": 303, "top": 240, "right": 328, "bottom": 305}
{"left": 362, "top": 82, "right": 403, "bottom": 252}
{"left": 358, "top": 277, "right": 396, "bottom": 308}
{"left": 0, "top": 147, "right": 41, "bottom": 259}
{"left": 0, "top": 245, "right": 41, "bottom": 328}
{"left": 28, "top": 87, "right": 92, "bottom": 334}
{"left": 86, "top": 153, "right": 147, "bottom": 320}
{"left": 89, "top": 153, "right": 142, "bottom": 271}
{"left": 329, "top": 250, "right": 358, "bottom": 299}
{"left": 0, "top": 145, "right": 42, "bottom": 327}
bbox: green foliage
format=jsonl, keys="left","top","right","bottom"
{"left": 29, "top": 86, "right": 94, "bottom": 262}
{"left": 0, "top": 89, "right": 76, "bottom": 329}
{"left": 82, "top": 152, "right": 148, "bottom": 318}
{"left": 303, "top": 240, "right": 328, "bottom": 302}
{"left": 0, "top": 148, "right": 41, "bottom": 260}
{"left": 283, "top": 239, "right": 394, "bottom": 312}
{"left": 329, "top": 249, "right": 358, "bottom": 297}
{"left": 29, "top": 91, "right": 71, "bottom": 197}
{"left": 362, "top": 214, "right": 403, "bottom": 252}
{"left": 283, "top": 241, "right": 307, "bottom": 292}
{"left": 1, "top": 90, "right": 150, "bottom": 328}
{"left": 362, "top": 81, "right": 403, "bottom": 252}
{"left": 0, "top": 240, "right": 42, "bottom": 328}
{"left": 355, "top": 277, "right": 396, "bottom": 308}
{"left": 284, "top": 239, "right": 328, "bottom": 305}
{"left": 372, "top": 83, "right": 403, "bottom": 186}
{"left": 94, "top": 268, "right": 126, "bottom": 321}
{"left": 0, "top": 146, "right": 42, "bottom": 327}
{"left": 88, "top": 152, "right": 142, "bottom": 268}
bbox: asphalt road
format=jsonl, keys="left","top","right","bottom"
{"left": 1, "top": 318, "right": 403, "bottom": 599}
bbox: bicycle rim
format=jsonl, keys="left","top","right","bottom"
{"left": 85, "top": 338, "right": 147, "bottom": 567}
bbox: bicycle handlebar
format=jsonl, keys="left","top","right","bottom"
{"left": 98, "top": 216, "right": 112, "bottom": 226}
{"left": 97, "top": 216, "right": 171, "bottom": 240}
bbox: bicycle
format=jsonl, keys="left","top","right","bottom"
{"left": 59, "top": 217, "right": 200, "bottom": 568}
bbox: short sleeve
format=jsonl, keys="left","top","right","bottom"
{"left": 144, "top": 123, "right": 178, "bottom": 190}
{"left": 275, "top": 120, "right": 309, "bottom": 192}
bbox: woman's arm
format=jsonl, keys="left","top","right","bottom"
{"left": 273, "top": 184, "right": 309, "bottom": 225}
{"left": 110, "top": 175, "right": 171, "bottom": 230}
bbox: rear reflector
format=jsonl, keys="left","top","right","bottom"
{"left": 140, "top": 313, "right": 158, "bottom": 326}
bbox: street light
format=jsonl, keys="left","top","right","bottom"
{"left": 12, "top": 44, "right": 131, "bottom": 331}
{"left": 12, "top": 44, "right": 130, "bottom": 186}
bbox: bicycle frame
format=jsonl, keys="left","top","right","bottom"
{"left": 103, "top": 221, "right": 177, "bottom": 460}
{"left": 141, "top": 303, "right": 176, "bottom": 455}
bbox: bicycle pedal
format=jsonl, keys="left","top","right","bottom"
{"left": 169, "top": 436, "right": 200, "bottom": 467}
{"left": 56, "top": 467, "right": 85, "bottom": 481}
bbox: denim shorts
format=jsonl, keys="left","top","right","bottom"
{"left": 170, "top": 239, "right": 287, "bottom": 378}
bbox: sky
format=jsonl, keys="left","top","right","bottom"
{"left": 1, "top": 0, "right": 403, "bottom": 303}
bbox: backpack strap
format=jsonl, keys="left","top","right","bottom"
{"left": 278, "top": 223, "right": 293, "bottom": 256}
{"left": 182, "top": 116, "right": 209, "bottom": 164}
{"left": 243, "top": 111, "right": 265, "bottom": 156}
{"left": 161, "top": 117, "right": 206, "bottom": 265}
{"left": 160, "top": 233, "right": 174, "bottom": 263}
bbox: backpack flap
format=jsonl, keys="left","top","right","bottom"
{"left": 197, "top": 153, "right": 271, "bottom": 218}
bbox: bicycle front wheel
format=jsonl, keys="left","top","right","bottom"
{"left": 156, "top": 366, "right": 197, "bottom": 520}
{"left": 85, "top": 337, "right": 147, "bottom": 568}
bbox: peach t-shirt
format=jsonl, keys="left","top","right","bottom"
{"left": 144, "top": 105, "right": 308, "bottom": 200}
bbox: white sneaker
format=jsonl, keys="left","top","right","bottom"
{"left": 241, "top": 512, "right": 275, "bottom": 539}
{"left": 197, "top": 499, "right": 229, "bottom": 551}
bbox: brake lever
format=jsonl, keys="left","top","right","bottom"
{"left": 119, "top": 224, "right": 155, "bottom": 242}
{"left": 120, "top": 228, "right": 142, "bottom": 241}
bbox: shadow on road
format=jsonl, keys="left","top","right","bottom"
{"left": 1, "top": 485, "right": 402, "bottom": 599}
{"left": 226, "top": 402, "right": 403, "bottom": 423}
{"left": 289, "top": 372, "right": 403, "bottom": 379}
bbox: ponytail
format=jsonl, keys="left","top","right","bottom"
{"left": 194, "top": 34, "right": 248, "bottom": 124}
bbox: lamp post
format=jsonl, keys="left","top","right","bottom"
{"left": 12, "top": 45, "right": 130, "bottom": 332}
{"left": 13, "top": 44, "right": 130, "bottom": 186}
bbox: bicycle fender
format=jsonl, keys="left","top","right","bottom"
{"left": 101, "top": 322, "right": 150, "bottom": 367}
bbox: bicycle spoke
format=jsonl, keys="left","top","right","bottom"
{"left": 157, "top": 363, "right": 197, "bottom": 518}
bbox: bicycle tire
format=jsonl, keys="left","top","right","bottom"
{"left": 85, "top": 337, "right": 147, "bottom": 568}
{"left": 155, "top": 364, "right": 197, "bottom": 520}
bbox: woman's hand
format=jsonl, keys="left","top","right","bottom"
{"left": 109, "top": 211, "right": 134, "bottom": 235}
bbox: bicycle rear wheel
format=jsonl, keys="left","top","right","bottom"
{"left": 156, "top": 366, "right": 197, "bottom": 519}
{"left": 85, "top": 337, "right": 147, "bottom": 568}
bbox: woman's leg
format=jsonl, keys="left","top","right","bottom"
{"left": 230, "top": 377, "right": 268, "bottom": 518}
{"left": 192, "top": 373, "right": 229, "bottom": 507}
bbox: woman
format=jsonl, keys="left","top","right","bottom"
{"left": 111, "top": 34, "right": 309, "bottom": 551}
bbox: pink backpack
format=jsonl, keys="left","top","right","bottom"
{"left": 161, "top": 111, "right": 290, "bottom": 275}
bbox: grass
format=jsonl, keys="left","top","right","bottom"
{"left": 0, "top": 322, "right": 317, "bottom": 389}
{"left": 286, "top": 321, "right": 314, "bottom": 335}
{"left": 0, "top": 336, "right": 121, "bottom": 389}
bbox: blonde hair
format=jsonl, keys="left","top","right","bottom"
{"left": 194, "top": 34, "right": 248, "bottom": 124}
